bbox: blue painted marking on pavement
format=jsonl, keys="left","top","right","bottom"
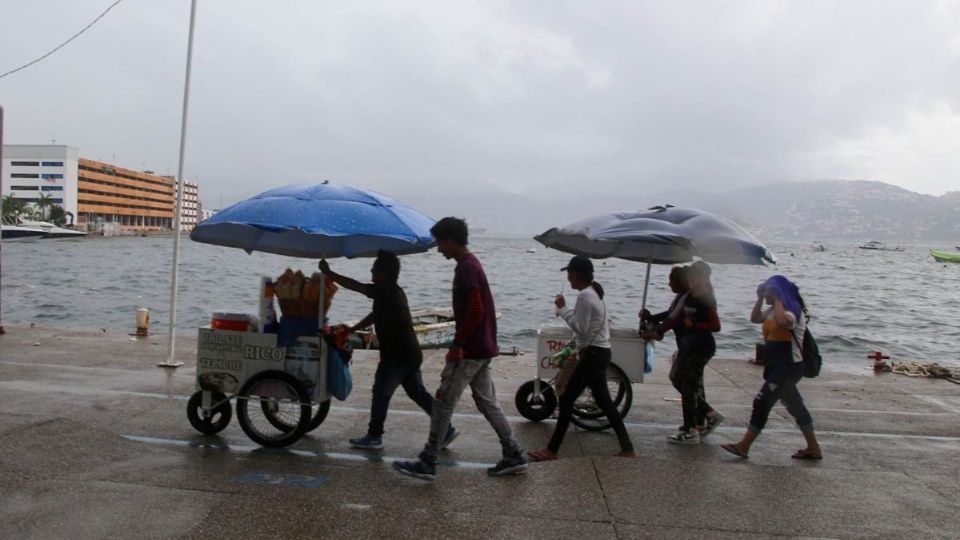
{"left": 233, "top": 471, "right": 328, "bottom": 489}
{"left": 122, "top": 434, "right": 494, "bottom": 470}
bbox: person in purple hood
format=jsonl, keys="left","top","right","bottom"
{"left": 722, "top": 275, "right": 823, "bottom": 460}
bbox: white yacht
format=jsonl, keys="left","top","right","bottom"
{"left": 18, "top": 220, "right": 87, "bottom": 239}
{"left": 1, "top": 223, "right": 46, "bottom": 241}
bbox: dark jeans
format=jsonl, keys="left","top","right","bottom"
{"left": 748, "top": 342, "right": 814, "bottom": 434}
{"left": 548, "top": 347, "right": 634, "bottom": 453}
{"left": 672, "top": 350, "right": 713, "bottom": 430}
{"left": 368, "top": 358, "right": 434, "bottom": 437}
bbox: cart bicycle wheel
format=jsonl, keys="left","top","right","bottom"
{"left": 261, "top": 397, "right": 331, "bottom": 433}
{"left": 571, "top": 364, "right": 632, "bottom": 432}
{"left": 306, "top": 399, "right": 332, "bottom": 432}
{"left": 515, "top": 379, "right": 557, "bottom": 422}
{"left": 236, "top": 371, "right": 311, "bottom": 447}
{"left": 186, "top": 391, "right": 232, "bottom": 435}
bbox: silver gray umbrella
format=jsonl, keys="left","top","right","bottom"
{"left": 534, "top": 205, "right": 776, "bottom": 310}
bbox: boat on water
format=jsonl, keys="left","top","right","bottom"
{"left": 1, "top": 224, "right": 46, "bottom": 241}
{"left": 859, "top": 240, "right": 903, "bottom": 252}
{"left": 345, "top": 307, "right": 500, "bottom": 350}
{"left": 811, "top": 242, "right": 826, "bottom": 252}
{"left": 930, "top": 250, "right": 960, "bottom": 263}
{"left": 18, "top": 220, "right": 87, "bottom": 239}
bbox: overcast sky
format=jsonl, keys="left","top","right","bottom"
{"left": 2, "top": 0, "right": 959, "bottom": 211}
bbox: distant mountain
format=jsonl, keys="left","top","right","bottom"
{"left": 403, "top": 180, "right": 960, "bottom": 242}
{"left": 665, "top": 180, "right": 960, "bottom": 242}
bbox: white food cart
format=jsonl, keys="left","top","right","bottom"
{"left": 514, "top": 325, "right": 646, "bottom": 431}
{"left": 186, "top": 279, "right": 334, "bottom": 448}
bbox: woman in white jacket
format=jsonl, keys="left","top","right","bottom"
{"left": 528, "top": 256, "right": 636, "bottom": 461}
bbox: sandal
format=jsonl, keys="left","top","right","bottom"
{"left": 791, "top": 449, "right": 823, "bottom": 460}
{"left": 721, "top": 443, "right": 749, "bottom": 459}
{"left": 527, "top": 449, "right": 558, "bottom": 462}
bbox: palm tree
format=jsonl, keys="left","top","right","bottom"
{"left": 35, "top": 193, "right": 54, "bottom": 221}
{"left": 2, "top": 195, "right": 28, "bottom": 221}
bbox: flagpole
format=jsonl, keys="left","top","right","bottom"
{"left": 161, "top": 0, "right": 198, "bottom": 367}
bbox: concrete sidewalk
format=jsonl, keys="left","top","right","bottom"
{"left": 1, "top": 325, "right": 958, "bottom": 539}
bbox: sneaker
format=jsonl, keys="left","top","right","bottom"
{"left": 487, "top": 453, "right": 528, "bottom": 477}
{"left": 392, "top": 459, "right": 436, "bottom": 481}
{"left": 667, "top": 429, "right": 700, "bottom": 445}
{"left": 349, "top": 434, "right": 384, "bottom": 450}
{"left": 702, "top": 412, "right": 725, "bottom": 437}
{"left": 441, "top": 426, "right": 460, "bottom": 450}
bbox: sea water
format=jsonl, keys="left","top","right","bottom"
{"left": 2, "top": 235, "right": 958, "bottom": 367}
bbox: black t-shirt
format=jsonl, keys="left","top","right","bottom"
{"left": 364, "top": 282, "right": 422, "bottom": 362}
{"left": 677, "top": 291, "right": 718, "bottom": 357}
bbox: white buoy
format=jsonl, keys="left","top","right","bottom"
{"left": 136, "top": 308, "right": 150, "bottom": 337}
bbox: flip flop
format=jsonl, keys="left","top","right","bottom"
{"left": 721, "top": 443, "right": 749, "bottom": 459}
{"left": 791, "top": 449, "right": 823, "bottom": 460}
{"left": 527, "top": 449, "right": 558, "bottom": 462}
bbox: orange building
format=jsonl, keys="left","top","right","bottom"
{"left": 77, "top": 158, "right": 175, "bottom": 231}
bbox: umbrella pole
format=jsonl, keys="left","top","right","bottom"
{"left": 161, "top": 0, "right": 198, "bottom": 368}
{"left": 640, "top": 256, "right": 652, "bottom": 314}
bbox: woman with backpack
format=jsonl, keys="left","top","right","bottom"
{"left": 721, "top": 275, "right": 823, "bottom": 460}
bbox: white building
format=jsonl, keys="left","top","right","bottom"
{"left": 200, "top": 208, "right": 218, "bottom": 221}
{"left": 1, "top": 145, "right": 80, "bottom": 224}
{"left": 174, "top": 179, "right": 200, "bottom": 231}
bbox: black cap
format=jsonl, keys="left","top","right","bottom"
{"left": 561, "top": 255, "right": 594, "bottom": 276}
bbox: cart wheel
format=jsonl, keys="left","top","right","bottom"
{"left": 236, "top": 371, "right": 311, "bottom": 448}
{"left": 515, "top": 379, "right": 557, "bottom": 422}
{"left": 186, "top": 391, "right": 232, "bottom": 435}
{"left": 261, "top": 398, "right": 331, "bottom": 433}
{"left": 306, "top": 399, "right": 332, "bottom": 432}
{"left": 571, "top": 364, "right": 633, "bottom": 432}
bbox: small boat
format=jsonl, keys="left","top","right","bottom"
{"left": 345, "top": 307, "right": 500, "bottom": 350}
{"left": 526, "top": 248, "right": 536, "bottom": 253}
{"left": 930, "top": 250, "right": 960, "bottom": 263}
{"left": 811, "top": 242, "right": 826, "bottom": 252}
{"left": 1, "top": 224, "right": 46, "bottom": 241}
{"left": 18, "top": 220, "right": 87, "bottom": 239}
{"left": 859, "top": 240, "right": 903, "bottom": 252}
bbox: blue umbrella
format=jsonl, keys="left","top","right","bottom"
{"left": 190, "top": 182, "right": 436, "bottom": 259}
{"left": 535, "top": 205, "right": 776, "bottom": 310}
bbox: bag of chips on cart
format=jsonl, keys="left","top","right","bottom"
{"left": 327, "top": 346, "right": 353, "bottom": 401}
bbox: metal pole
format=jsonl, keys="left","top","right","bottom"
{"left": 640, "top": 254, "right": 652, "bottom": 314}
{"left": 0, "top": 106, "right": 5, "bottom": 335}
{"left": 161, "top": 0, "right": 198, "bottom": 367}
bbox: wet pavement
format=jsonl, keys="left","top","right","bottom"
{"left": 1, "top": 325, "right": 958, "bottom": 539}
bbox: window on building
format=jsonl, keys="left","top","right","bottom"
{"left": 11, "top": 185, "right": 39, "bottom": 190}
{"left": 41, "top": 161, "right": 64, "bottom": 167}
{"left": 40, "top": 186, "right": 64, "bottom": 191}
{"left": 11, "top": 173, "right": 39, "bottom": 178}
{"left": 51, "top": 198, "right": 64, "bottom": 204}
{"left": 11, "top": 161, "right": 39, "bottom": 166}
{"left": 41, "top": 173, "right": 64, "bottom": 179}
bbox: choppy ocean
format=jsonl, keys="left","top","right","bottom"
{"left": 2, "top": 235, "right": 959, "bottom": 367}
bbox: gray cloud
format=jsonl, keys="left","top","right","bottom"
{"left": 2, "top": 0, "right": 958, "bottom": 212}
